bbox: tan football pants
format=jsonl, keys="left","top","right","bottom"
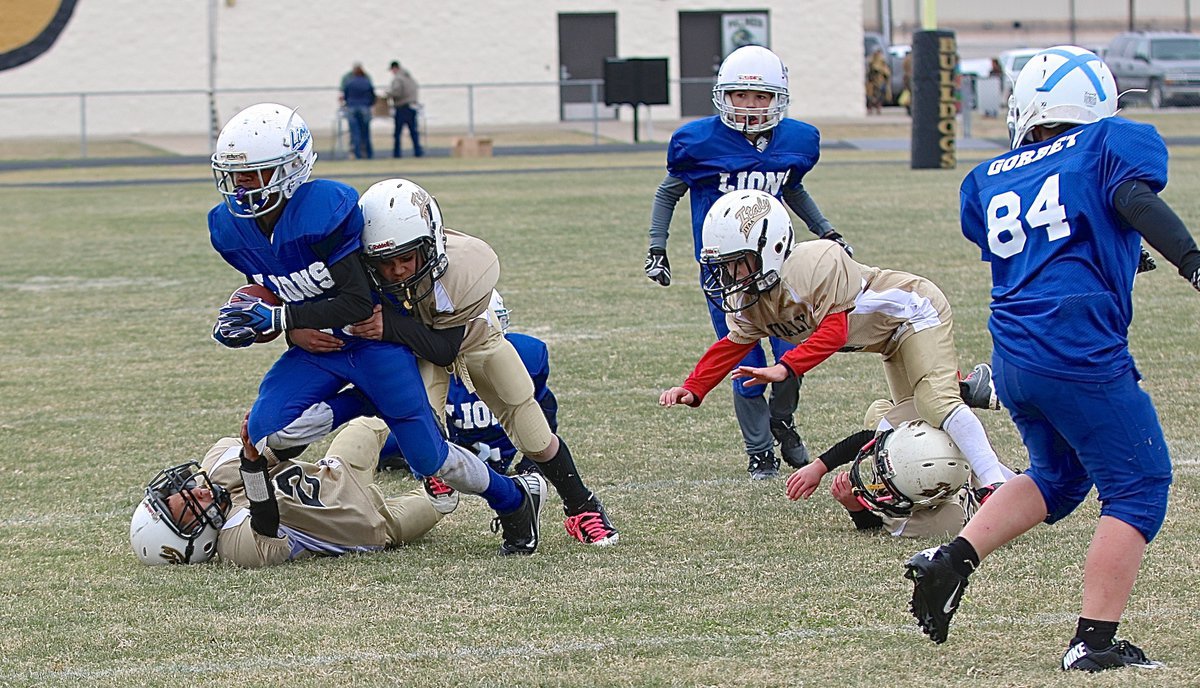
{"left": 327, "top": 417, "right": 443, "bottom": 546}
{"left": 419, "top": 324, "right": 555, "bottom": 457}
{"left": 880, "top": 320, "right": 963, "bottom": 428}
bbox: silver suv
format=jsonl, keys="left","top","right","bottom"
{"left": 1106, "top": 31, "right": 1200, "bottom": 108}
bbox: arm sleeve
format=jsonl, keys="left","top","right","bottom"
{"left": 781, "top": 183, "right": 836, "bottom": 237}
{"left": 778, "top": 311, "right": 849, "bottom": 377}
{"left": 1113, "top": 179, "right": 1200, "bottom": 279}
{"left": 848, "top": 508, "right": 885, "bottom": 530}
{"left": 648, "top": 175, "right": 688, "bottom": 250}
{"left": 817, "top": 429, "right": 876, "bottom": 472}
{"left": 380, "top": 306, "right": 465, "bottom": 366}
{"left": 283, "top": 254, "right": 375, "bottom": 330}
{"left": 680, "top": 336, "right": 758, "bottom": 406}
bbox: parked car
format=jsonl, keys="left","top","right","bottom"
{"left": 997, "top": 47, "right": 1041, "bottom": 106}
{"left": 1106, "top": 31, "right": 1200, "bottom": 108}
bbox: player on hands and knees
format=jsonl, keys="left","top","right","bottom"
{"left": 905, "top": 46, "right": 1194, "bottom": 672}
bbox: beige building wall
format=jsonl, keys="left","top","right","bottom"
{"left": 0, "top": 0, "right": 863, "bottom": 140}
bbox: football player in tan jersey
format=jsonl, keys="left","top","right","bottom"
{"left": 130, "top": 416, "right": 448, "bottom": 568}
{"left": 349, "top": 178, "right": 618, "bottom": 547}
{"left": 660, "top": 190, "right": 1015, "bottom": 490}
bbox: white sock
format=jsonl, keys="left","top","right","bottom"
{"left": 434, "top": 441, "right": 491, "bottom": 495}
{"left": 942, "top": 404, "right": 1015, "bottom": 485}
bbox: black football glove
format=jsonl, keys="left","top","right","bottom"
{"left": 1191, "top": 267, "right": 1200, "bottom": 293}
{"left": 1136, "top": 246, "right": 1157, "bottom": 274}
{"left": 823, "top": 230, "right": 854, "bottom": 258}
{"left": 644, "top": 247, "right": 671, "bottom": 287}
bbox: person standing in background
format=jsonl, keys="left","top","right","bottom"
{"left": 388, "top": 60, "right": 424, "bottom": 158}
{"left": 342, "top": 63, "right": 376, "bottom": 159}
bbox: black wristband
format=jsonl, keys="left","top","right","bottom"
{"left": 848, "top": 507, "right": 884, "bottom": 530}
{"left": 240, "top": 455, "right": 280, "bottom": 537}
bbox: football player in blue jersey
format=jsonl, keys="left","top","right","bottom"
{"left": 643, "top": 45, "right": 852, "bottom": 480}
{"left": 206, "top": 103, "right": 547, "bottom": 556}
{"left": 904, "top": 46, "right": 1199, "bottom": 671}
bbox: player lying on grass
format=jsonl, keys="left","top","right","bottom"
{"left": 131, "top": 416, "right": 450, "bottom": 568}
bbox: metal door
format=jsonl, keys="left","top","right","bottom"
{"left": 558, "top": 12, "right": 618, "bottom": 121}
{"left": 679, "top": 12, "right": 723, "bottom": 117}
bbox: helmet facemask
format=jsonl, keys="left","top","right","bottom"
{"left": 146, "top": 462, "right": 231, "bottom": 538}
{"left": 702, "top": 249, "right": 771, "bottom": 313}
{"left": 363, "top": 237, "right": 447, "bottom": 310}
{"left": 849, "top": 431, "right": 914, "bottom": 517}
{"left": 714, "top": 87, "right": 790, "bottom": 135}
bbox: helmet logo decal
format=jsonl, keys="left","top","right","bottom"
{"left": 734, "top": 196, "right": 771, "bottom": 239}
{"left": 411, "top": 189, "right": 433, "bottom": 228}
{"left": 367, "top": 239, "right": 398, "bottom": 252}
{"left": 919, "top": 482, "right": 956, "bottom": 498}
{"left": 160, "top": 545, "right": 187, "bottom": 564}
{"left": 736, "top": 73, "right": 764, "bottom": 82}
{"left": 1036, "top": 48, "right": 1107, "bottom": 101}
{"left": 289, "top": 123, "right": 311, "bottom": 153}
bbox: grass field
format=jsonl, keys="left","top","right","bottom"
{"left": 1, "top": 125, "right": 1199, "bottom": 687}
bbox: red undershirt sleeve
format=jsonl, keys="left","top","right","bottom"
{"left": 779, "top": 310, "right": 849, "bottom": 377}
{"left": 681, "top": 337, "right": 757, "bottom": 406}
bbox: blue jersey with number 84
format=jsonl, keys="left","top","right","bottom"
{"left": 960, "top": 117, "right": 1168, "bottom": 382}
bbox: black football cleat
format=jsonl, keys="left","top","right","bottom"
{"left": 1062, "top": 639, "right": 1163, "bottom": 672}
{"left": 905, "top": 545, "right": 969, "bottom": 644}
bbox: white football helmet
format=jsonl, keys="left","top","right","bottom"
{"left": 850, "top": 420, "right": 972, "bottom": 517}
{"left": 1007, "top": 45, "right": 1118, "bottom": 149}
{"left": 488, "top": 289, "right": 510, "bottom": 333}
{"left": 699, "top": 189, "right": 794, "bottom": 312}
{"left": 130, "top": 462, "right": 231, "bottom": 566}
{"left": 712, "top": 45, "right": 790, "bottom": 134}
{"left": 212, "top": 103, "right": 316, "bottom": 218}
{"left": 359, "top": 178, "right": 448, "bottom": 308}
